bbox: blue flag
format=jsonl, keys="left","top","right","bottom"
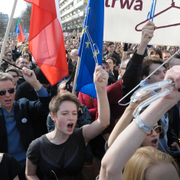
{"left": 75, "top": 0, "right": 104, "bottom": 98}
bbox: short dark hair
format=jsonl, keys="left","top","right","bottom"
{"left": 107, "top": 42, "right": 114, "bottom": 47}
{"left": 49, "top": 92, "right": 81, "bottom": 115}
{"left": 22, "top": 51, "right": 32, "bottom": 62}
{"left": 148, "top": 47, "right": 163, "bottom": 59}
{"left": 102, "top": 60, "right": 108, "bottom": 66}
{"left": 141, "top": 57, "right": 167, "bottom": 79}
{"left": 105, "top": 56, "right": 117, "bottom": 65}
{"left": 106, "top": 52, "right": 121, "bottom": 65}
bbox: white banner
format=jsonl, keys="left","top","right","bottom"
{"left": 104, "top": 0, "right": 180, "bottom": 46}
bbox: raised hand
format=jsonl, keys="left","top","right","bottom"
{"left": 21, "top": 67, "right": 42, "bottom": 90}
{"left": 94, "top": 63, "right": 108, "bottom": 92}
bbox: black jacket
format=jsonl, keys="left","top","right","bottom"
{"left": 0, "top": 96, "right": 51, "bottom": 153}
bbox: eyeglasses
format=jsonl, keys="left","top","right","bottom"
{"left": 12, "top": 75, "right": 19, "bottom": 78}
{"left": 6, "top": 54, "right": 12, "bottom": 57}
{"left": 0, "top": 88, "right": 15, "bottom": 96}
{"left": 147, "top": 125, "right": 163, "bottom": 136}
{"left": 23, "top": 55, "right": 29, "bottom": 58}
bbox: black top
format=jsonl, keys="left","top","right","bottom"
{"left": 27, "top": 128, "right": 86, "bottom": 180}
{"left": 0, "top": 153, "right": 22, "bottom": 180}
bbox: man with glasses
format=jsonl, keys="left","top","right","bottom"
{"left": 4, "top": 51, "right": 13, "bottom": 62}
{"left": 1, "top": 51, "right": 14, "bottom": 71}
{"left": 0, "top": 67, "right": 50, "bottom": 180}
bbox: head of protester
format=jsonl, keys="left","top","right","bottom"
{"left": 107, "top": 42, "right": 115, "bottom": 54}
{"left": 148, "top": 47, "right": 162, "bottom": 59}
{"left": 4, "top": 51, "right": 13, "bottom": 62}
{"left": 123, "top": 146, "right": 179, "bottom": 180}
{"left": 70, "top": 49, "right": 79, "bottom": 66}
{"left": 16, "top": 57, "right": 29, "bottom": 69}
{"left": 141, "top": 57, "right": 167, "bottom": 85}
{"left": 22, "top": 51, "right": 33, "bottom": 68}
{"left": 0, "top": 72, "right": 16, "bottom": 113}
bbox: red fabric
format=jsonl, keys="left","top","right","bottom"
{"left": 24, "top": 0, "right": 68, "bottom": 85}
{"left": 18, "top": 24, "right": 24, "bottom": 42}
{"left": 78, "top": 92, "right": 97, "bottom": 122}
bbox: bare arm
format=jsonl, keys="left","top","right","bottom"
{"left": 137, "top": 21, "right": 156, "bottom": 55}
{"left": 83, "top": 64, "right": 110, "bottom": 144}
{"left": 99, "top": 66, "right": 180, "bottom": 180}
{"left": 108, "top": 93, "right": 151, "bottom": 147}
{"left": 25, "top": 158, "right": 39, "bottom": 180}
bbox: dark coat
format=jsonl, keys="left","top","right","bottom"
{"left": 15, "top": 82, "right": 53, "bottom": 138}
{"left": 0, "top": 96, "right": 51, "bottom": 153}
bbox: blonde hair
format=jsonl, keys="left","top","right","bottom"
{"left": 123, "top": 146, "right": 179, "bottom": 180}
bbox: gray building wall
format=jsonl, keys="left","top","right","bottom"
{"left": 59, "top": 0, "right": 88, "bottom": 32}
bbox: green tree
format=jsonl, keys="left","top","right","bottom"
{"left": 19, "top": 4, "right": 31, "bottom": 32}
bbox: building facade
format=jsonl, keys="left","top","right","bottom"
{"left": 0, "top": 13, "right": 9, "bottom": 28}
{"left": 59, "top": 0, "right": 88, "bottom": 32}
{"left": 0, "top": 13, "right": 9, "bottom": 37}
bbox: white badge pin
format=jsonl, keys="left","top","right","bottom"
{"left": 21, "top": 118, "right": 27, "bottom": 123}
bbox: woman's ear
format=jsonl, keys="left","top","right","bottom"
{"left": 51, "top": 113, "right": 56, "bottom": 123}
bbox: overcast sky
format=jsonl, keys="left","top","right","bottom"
{"left": 0, "top": 0, "right": 28, "bottom": 18}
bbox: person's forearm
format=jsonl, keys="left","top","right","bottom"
{"left": 30, "top": 80, "right": 42, "bottom": 91}
{"left": 100, "top": 97, "right": 174, "bottom": 177}
{"left": 108, "top": 106, "right": 134, "bottom": 147}
{"left": 137, "top": 42, "right": 147, "bottom": 55}
{"left": 97, "top": 90, "right": 110, "bottom": 128}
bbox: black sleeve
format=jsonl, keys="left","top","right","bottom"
{"left": 5, "top": 153, "right": 22, "bottom": 179}
{"left": 26, "top": 138, "right": 41, "bottom": 165}
{"left": 122, "top": 51, "right": 145, "bottom": 102}
{"left": 123, "top": 43, "right": 128, "bottom": 51}
{"left": 15, "top": 83, "right": 26, "bottom": 101}
{"left": 26, "top": 96, "right": 51, "bottom": 119}
{"left": 167, "top": 109, "right": 179, "bottom": 146}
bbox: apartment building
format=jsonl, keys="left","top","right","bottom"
{"left": 59, "top": 0, "right": 88, "bottom": 32}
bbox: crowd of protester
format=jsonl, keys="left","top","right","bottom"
{"left": 1, "top": 22, "right": 180, "bottom": 180}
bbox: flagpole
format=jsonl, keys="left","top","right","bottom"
{"left": 72, "top": 57, "right": 81, "bottom": 94}
{"left": 0, "top": 0, "right": 18, "bottom": 64}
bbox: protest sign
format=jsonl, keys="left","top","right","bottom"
{"left": 104, "top": 0, "right": 180, "bottom": 46}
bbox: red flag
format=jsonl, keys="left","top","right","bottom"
{"left": 15, "top": 19, "right": 25, "bottom": 42}
{"left": 24, "top": 0, "right": 68, "bottom": 85}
